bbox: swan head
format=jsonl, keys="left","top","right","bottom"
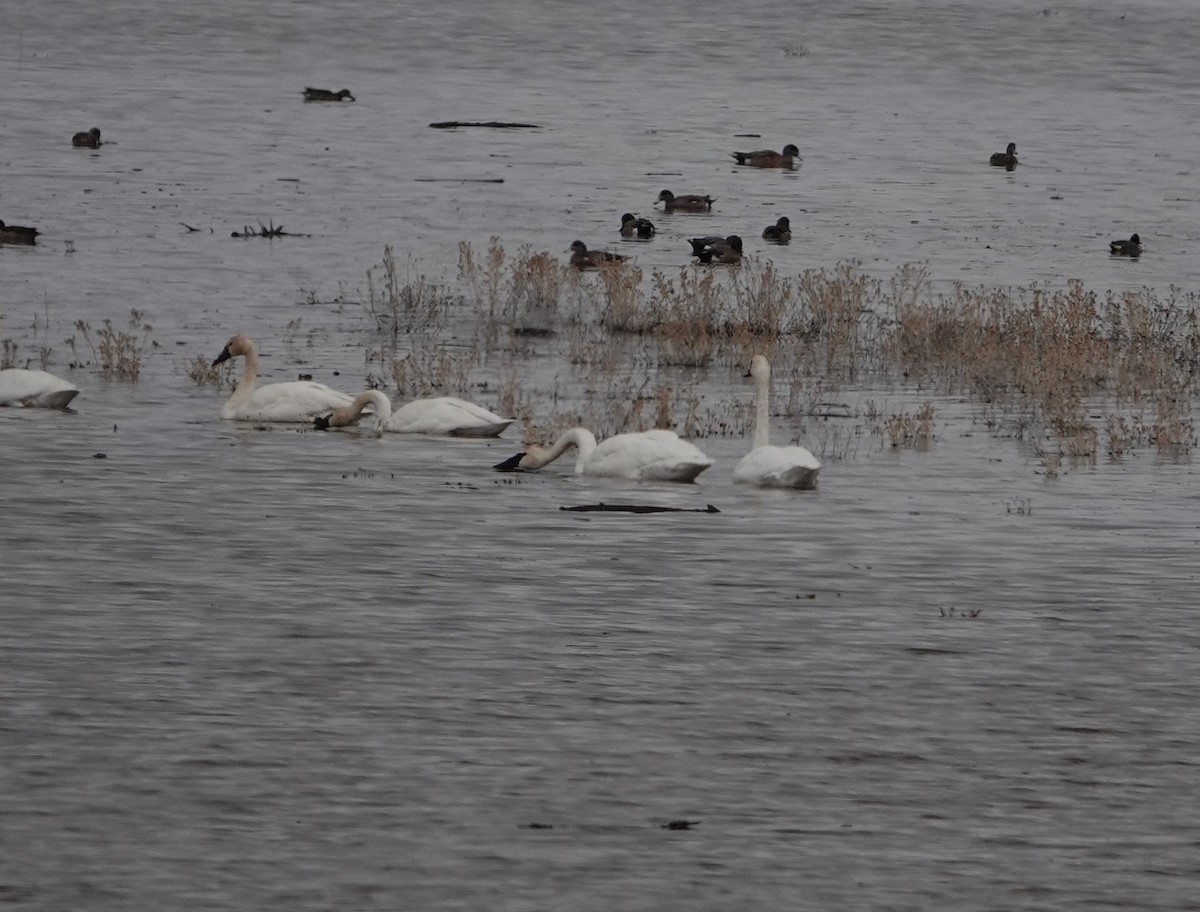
{"left": 494, "top": 444, "right": 559, "bottom": 471}
{"left": 313, "top": 390, "right": 390, "bottom": 437}
{"left": 494, "top": 434, "right": 583, "bottom": 472}
{"left": 213, "top": 333, "right": 253, "bottom": 366}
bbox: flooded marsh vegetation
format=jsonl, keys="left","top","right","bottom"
{"left": 345, "top": 241, "right": 1200, "bottom": 472}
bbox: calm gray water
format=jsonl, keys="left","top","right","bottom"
{"left": 3, "top": 1, "right": 1200, "bottom": 909}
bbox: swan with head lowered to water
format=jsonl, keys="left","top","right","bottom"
{"left": 314, "top": 389, "right": 514, "bottom": 437}
{"left": 0, "top": 369, "right": 80, "bottom": 408}
{"left": 733, "top": 355, "right": 820, "bottom": 489}
{"left": 494, "top": 427, "right": 712, "bottom": 482}
{"left": 211, "top": 333, "right": 353, "bottom": 422}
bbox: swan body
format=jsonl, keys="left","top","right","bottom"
{"left": 315, "top": 389, "right": 514, "bottom": 437}
{"left": 733, "top": 355, "right": 820, "bottom": 490}
{"left": 495, "top": 427, "right": 712, "bottom": 482}
{"left": 0, "top": 369, "right": 80, "bottom": 408}
{"left": 212, "top": 333, "right": 352, "bottom": 422}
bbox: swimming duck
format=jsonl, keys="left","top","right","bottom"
{"left": 0, "top": 220, "right": 39, "bottom": 245}
{"left": 569, "top": 240, "right": 628, "bottom": 269}
{"left": 1109, "top": 233, "right": 1141, "bottom": 257}
{"left": 989, "top": 142, "right": 1018, "bottom": 170}
{"left": 762, "top": 217, "right": 791, "bottom": 243}
{"left": 619, "top": 213, "right": 656, "bottom": 238}
{"left": 694, "top": 235, "right": 743, "bottom": 265}
{"left": 730, "top": 144, "right": 801, "bottom": 168}
{"left": 687, "top": 235, "right": 730, "bottom": 256}
{"left": 303, "top": 87, "right": 355, "bottom": 102}
{"left": 657, "top": 189, "right": 715, "bottom": 212}
{"left": 71, "top": 127, "right": 101, "bottom": 148}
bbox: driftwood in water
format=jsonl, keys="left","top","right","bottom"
{"left": 414, "top": 178, "right": 505, "bottom": 184}
{"left": 230, "top": 218, "right": 308, "bottom": 239}
{"left": 561, "top": 503, "right": 720, "bottom": 514}
{"left": 429, "top": 120, "right": 540, "bottom": 129}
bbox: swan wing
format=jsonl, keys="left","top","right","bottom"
{"left": 734, "top": 445, "right": 821, "bottom": 489}
{"left": 387, "top": 396, "right": 514, "bottom": 436}
{"left": 0, "top": 369, "right": 80, "bottom": 408}
{"left": 222, "top": 381, "right": 352, "bottom": 422}
{"left": 586, "top": 430, "right": 713, "bottom": 481}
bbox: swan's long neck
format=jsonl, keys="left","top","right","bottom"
{"left": 753, "top": 364, "right": 771, "bottom": 450}
{"left": 228, "top": 342, "right": 259, "bottom": 408}
{"left": 523, "top": 427, "right": 597, "bottom": 471}
{"left": 328, "top": 390, "right": 392, "bottom": 434}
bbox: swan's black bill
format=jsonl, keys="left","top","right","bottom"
{"left": 494, "top": 452, "right": 526, "bottom": 471}
{"left": 313, "top": 414, "right": 332, "bottom": 431}
{"left": 212, "top": 345, "right": 232, "bottom": 366}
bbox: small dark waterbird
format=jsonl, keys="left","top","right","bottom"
{"left": 762, "top": 216, "right": 791, "bottom": 243}
{"left": 989, "top": 142, "right": 1018, "bottom": 170}
{"left": 569, "top": 240, "right": 628, "bottom": 269}
{"left": 1109, "top": 233, "right": 1141, "bottom": 257}
{"left": 71, "top": 127, "right": 102, "bottom": 148}
{"left": 303, "top": 87, "right": 355, "bottom": 102}
{"left": 731, "top": 144, "right": 800, "bottom": 168}
{"left": 657, "top": 189, "right": 715, "bottom": 212}
{"left": 0, "top": 219, "right": 39, "bottom": 245}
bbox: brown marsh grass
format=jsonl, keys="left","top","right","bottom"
{"left": 68, "top": 310, "right": 155, "bottom": 381}
{"left": 427, "top": 238, "right": 1200, "bottom": 468}
{"left": 882, "top": 279, "right": 1199, "bottom": 459}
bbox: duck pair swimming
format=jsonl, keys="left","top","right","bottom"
{"left": 689, "top": 235, "right": 744, "bottom": 264}
{"left": 619, "top": 213, "right": 656, "bottom": 238}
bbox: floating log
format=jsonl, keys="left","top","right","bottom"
{"left": 560, "top": 503, "right": 720, "bottom": 514}
{"left": 414, "top": 178, "right": 505, "bottom": 183}
{"left": 428, "top": 120, "right": 540, "bottom": 129}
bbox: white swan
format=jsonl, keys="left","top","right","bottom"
{"left": 314, "top": 389, "right": 514, "bottom": 437}
{"left": 495, "top": 427, "right": 713, "bottom": 482}
{"left": 212, "top": 333, "right": 352, "bottom": 422}
{"left": 733, "top": 355, "right": 821, "bottom": 489}
{"left": 0, "top": 368, "right": 80, "bottom": 408}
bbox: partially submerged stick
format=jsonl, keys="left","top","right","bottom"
{"left": 429, "top": 120, "right": 540, "bottom": 129}
{"left": 560, "top": 503, "right": 720, "bottom": 514}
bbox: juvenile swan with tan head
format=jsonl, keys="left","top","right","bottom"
{"left": 315, "top": 389, "right": 514, "bottom": 438}
{"left": 495, "top": 427, "right": 712, "bottom": 482}
{"left": 211, "top": 333, "right": 353, "bottom": 422}
{"left": 733, "top": 355, "right": 820, "bottom": 489}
